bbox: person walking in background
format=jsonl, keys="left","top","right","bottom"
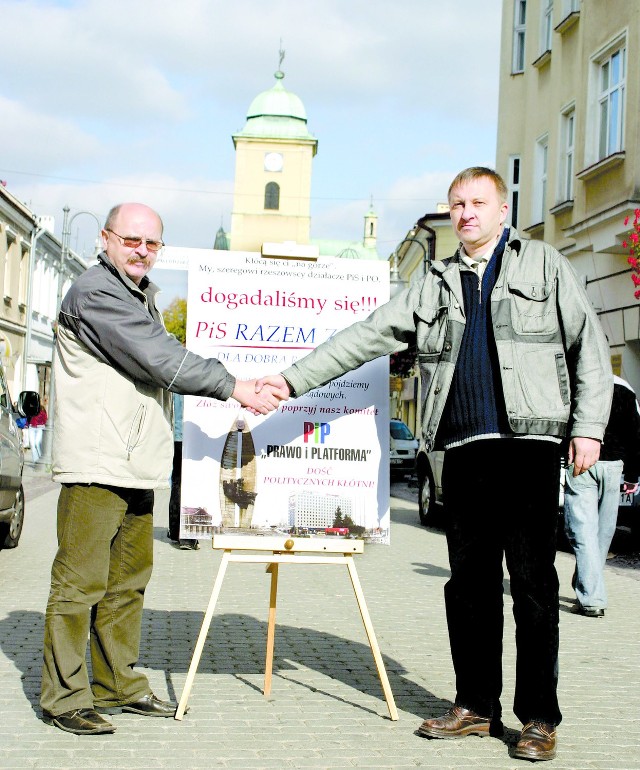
{"left": 167, "top": 393, "right": 198, "bottom": 550}
{"left": 28, "top": 397, "right": 47, "bottom": 462}
{"left": 564, "top": 374, "right": 640, "bottom": 618}
{"left": 40, "top": 202, "right": 285, "bottom": 737}
{"left": 258, "top": 167, "right": 613, "bottom": 762}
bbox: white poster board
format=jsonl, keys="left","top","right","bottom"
{"left": 158, "top": 248, "right": 391, "bottom": 544}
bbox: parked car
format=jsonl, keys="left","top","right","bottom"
{"left": 612, "top": 474, "right": 639, "bottom": 543}
{"left": 0, "top": 372, "right": 40, "bottom": 550}
{"left": 390, "top": 419, "right": 419, "bottom": 478}
{"left": 416, "top": 446, "right": 444, "bottom": 526}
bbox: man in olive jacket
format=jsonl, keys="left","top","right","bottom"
{"left": 41, "top": 202, "right": 283, "bottom": 735}
{"left": 259, "top": 168, "right": 612, "bottom": 762}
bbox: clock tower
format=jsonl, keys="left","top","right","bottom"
{"left": 229, "top": 53, "right": 318, "bottom": 252}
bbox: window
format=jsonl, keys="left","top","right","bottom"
{"left": 508, "top": 155, "right": 521, "bottom": 228}
{"left": 264, "top": 182, "right": 280, "bottom": 210}
{"left": 540, "top": 0, "right": 553, "bottom": 54}
{"left": 562, "top": 0, "right": 579, "bottom": 14}
{"left": 559, "top": 107, "right": 575, "bottom": 201}
{"left": 512, "top": 0, "right": 527, "bottom": 73}
{"left": 533, "top": 136, "right": 549, "bottom": 224}
{"left": 598, "top": 46, "right": 626, "bottom": 159}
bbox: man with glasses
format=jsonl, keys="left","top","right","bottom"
{"left": 40, "top": 202, "right": 285, "bottom": 735}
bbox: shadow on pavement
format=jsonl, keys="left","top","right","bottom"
{"left": 0, "top": 609, "right": 445, "bottom": 721}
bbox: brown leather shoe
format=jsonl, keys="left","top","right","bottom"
{"left": 512, "top": 721, "right": 557, "bottom": 761}
{"left": 417, "top": 706, "right": 492, "bottom": 739}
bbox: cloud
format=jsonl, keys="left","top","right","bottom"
{"left": 0, "top": 96, "right": 101, "bottom": 169}
{"left": 0, "top": 0, "right": 501, "bottom": 253}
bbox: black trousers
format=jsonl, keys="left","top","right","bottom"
{"left": 168, "top": 441, "right": 182, "bottom": 541}
{"left": 442, "top": 438, "right": 562, "bottom": 726}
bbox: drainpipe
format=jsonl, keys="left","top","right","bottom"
{"left": 415, "top": 216, "right": 436, "bottom": 276}
{"left": 23, "top": 223, "right": 45, "bottom": 391}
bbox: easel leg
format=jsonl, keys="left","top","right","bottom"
{"left": 346, "top": 556, "right": 399, "bottom": 721}
{"left": 263, "top": 562, "right": 279, "bottom": 697}
{"left": 175, "top": 550, "right": 231, "bottom": 720}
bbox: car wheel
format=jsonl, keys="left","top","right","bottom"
{"left": 418, "top": 462, "right": 436, "bottom": 526}
{"left": 0, "top": 485, "right": 25, "bottom": 549}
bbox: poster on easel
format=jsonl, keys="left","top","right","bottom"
{"left": 158, "top": 248, "right": 391, "bottom": 544}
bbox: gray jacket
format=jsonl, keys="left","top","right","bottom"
{"left": 282, "top": 228, "right": 613, "bottom": 451}
{"left": 52, "top": 253, "right": 236, "bottom": 488}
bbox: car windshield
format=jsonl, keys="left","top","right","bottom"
{"left": 390, "top": 421, "right": 414, "bottom": 440}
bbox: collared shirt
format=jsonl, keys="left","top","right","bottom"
{"left": 459, "top": 234, "right": 501, "bottom": 281}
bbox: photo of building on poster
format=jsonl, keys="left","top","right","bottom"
{"left": 155, "top": 248, "right": 392, "bottom": 545}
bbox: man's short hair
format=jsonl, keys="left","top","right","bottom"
{"left": 448, "top": 167, "right": 508, "bottom": 204}
{"left": 104, "top": 203, "right": 164, "bottom": 234}
{"left": 104, "top": 204, "right": 122, "bottom": 231}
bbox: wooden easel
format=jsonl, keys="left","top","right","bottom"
{"left": 175, "top": 533, "right": 398, "bottom": 721}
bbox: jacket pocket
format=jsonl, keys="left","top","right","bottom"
{"left": 508, "top": 281, "right": 557, "bottom": 335}
{"left": 415, "top": 304, "right": 449, "bottom": 356}
{"left": 126, "top": 404, "right": 147, "bottom": 459}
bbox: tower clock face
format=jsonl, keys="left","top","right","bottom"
{"left": 264, "top": 152, "right": 284, "bottom": 172}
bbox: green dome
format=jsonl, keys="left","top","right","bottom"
{"left": 233, "top": 70, "right": 316, "bottom": 144}
{"left": 247, "top": 70, "right": 307, "bottom": 121}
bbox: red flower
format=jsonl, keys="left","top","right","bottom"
{"left": 624, "top": 211, "right": 640, "bottom": 299}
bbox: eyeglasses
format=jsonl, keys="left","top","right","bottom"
{"left": 105, "top": 228, "right": 165, "bottom": 252}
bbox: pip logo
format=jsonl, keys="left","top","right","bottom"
{"left": 303, "top": 421, "right": 331, "bottom": 444}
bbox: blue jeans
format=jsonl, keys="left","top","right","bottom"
{"left": 563, "top": 460, "right": 623, "bottom": 610}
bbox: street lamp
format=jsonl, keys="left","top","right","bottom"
{"left": 388, "top": 250, "right": 408, "bottom": 298}
{"left": 56, "top": 207, "right": 102, "bottom": 314}
{"left": 39, "top": 207, "right": 102, "bottom": 468}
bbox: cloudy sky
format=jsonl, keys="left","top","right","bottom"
{"left": 0, "top": 0, "right": 503, "bottom": 261}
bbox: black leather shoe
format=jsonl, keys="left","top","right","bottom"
{"left": 43, "top": 708, "right": 116, "bottom": 735}
{"left": 572, "top": 604, "right": 605, "bottom": 618}
{"left": 417, "top": 706, "right": 494, "bottom": 739}
{"left": 179, "top": 539, "right": 199, "bottom": 550}
{"left": 96, "top": 693, "right": 180, "bottom": 717}
{"left": 512, "top": 721, "right": 557, "bottom": 761}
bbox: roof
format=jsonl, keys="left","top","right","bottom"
{"left": 312, "top": 239, "right": 382, "bottom": 260}
{"left": 233, "top": 69, "right": 317, "bottom": 145}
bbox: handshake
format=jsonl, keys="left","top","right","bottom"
{"left": 232, "top": 375, "right": 292, "bottom": 415}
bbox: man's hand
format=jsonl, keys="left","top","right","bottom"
{"left": 255, "top": 374, "right": 292, "bottom": 401}
{"left": 232, "top": 379, "right": 286, "bottom": 415}
{"left": 568, "top": 437, "right": 601, "bottom": 476}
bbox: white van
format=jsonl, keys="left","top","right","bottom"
{"left": 389, "top": 419, "right": 419, "bottom": 477}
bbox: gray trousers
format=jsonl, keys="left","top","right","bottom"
{"left": 40, "top": 483, "right": 154, "bottom": 716}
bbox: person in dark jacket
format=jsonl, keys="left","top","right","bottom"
{"left": 564, "top": 374, "right": 640, "bottom": 617}
{"left": 167, "top": 393, "right": 198, "bottom": 550}
{"left": 40, "top": 202, "right": 284, "bottom": 737}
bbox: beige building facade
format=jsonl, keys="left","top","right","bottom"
{"left": 0, "top": 185, "right": 86, "bottom": 406}
{"left": 496, "top": 0, "right": 640, "bottom": 389}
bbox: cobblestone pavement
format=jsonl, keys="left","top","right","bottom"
{"left": 1, "top": 466, "right": 638, "bottom": 769}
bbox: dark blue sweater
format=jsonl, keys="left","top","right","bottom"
{"left": 437, "top": 228, "right": 512, "bottom": 449}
